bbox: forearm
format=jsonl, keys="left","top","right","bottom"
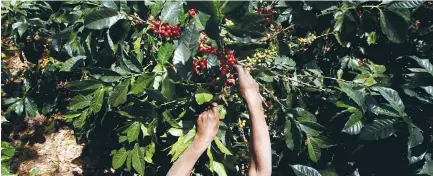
{"left": 246, "top": 97, "right": 272, "bottom": 175}
{"left": 167, "top": 138, "right": 210, "bottom": 176}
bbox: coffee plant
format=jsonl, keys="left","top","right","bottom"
{"left": 1, "top": 1, "right": 433, "bottom": 175}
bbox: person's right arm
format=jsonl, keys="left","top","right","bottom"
{"left": 236, "top": 65, "right": 272, "bottom": 176}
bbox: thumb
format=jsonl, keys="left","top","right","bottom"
{"left": 235, "top": 64, "right": 246, "bottom": 77}
{"left": 211, "top": 102, "right": 219, "bottom": 116}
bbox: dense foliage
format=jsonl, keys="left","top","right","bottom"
{"left": 2, "top": 1, "right": 433, "bottom": 175}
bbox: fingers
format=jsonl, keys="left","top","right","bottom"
{"left": 211, "top": 102, "right": 219, "bottom": 117}
{"left": 235, "top": 64, "right": 246, "bottom": 77}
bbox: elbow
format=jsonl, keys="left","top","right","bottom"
{"left": 259, "top": 166, "right": 272, "bottom": 176}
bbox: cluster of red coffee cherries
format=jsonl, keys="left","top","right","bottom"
{"left": 198, "top": 34, "right": 218, "bottom": 54}
{"left": 151, "top": 20, "right": 182, "bottom": 40}
{"left": 193, "top": 57, "right": 207, "bottom": 75}
{"left": 258, "top": 7, "right": 276, "bottom": 23}
{"left": 188, "top": 8, "right": 198, "bottom": 18}
{"left": 219, "top": 49, "right": 237, "bottom": 86}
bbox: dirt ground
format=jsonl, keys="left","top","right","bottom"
{"left": 14, "top": 129, "right": 84, "bottom": 176}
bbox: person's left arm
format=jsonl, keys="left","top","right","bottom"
{"left": 167, "top": 103, "right": 220, "bottom": 176}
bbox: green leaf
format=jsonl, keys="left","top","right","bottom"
{"left": 100, "top": 0, "right": 118, "bottom": 10}
{"left": 291, "top": 164, "right": 322, "bottom": 176}
{"left": 12, "top": 21, "right": 28, "bottom": 37}
{"left": 2, "top": 97, "right": 20, "bottom": 105}
{"left": 359, "top": 119, "right": 400, "bottom": 140}
{"left": 207, "top": 146, "right": 214, "bottom": 172}
{"left": 146, "top": 89, "right": 167, "bottom": 103}
{"left": 161, "top": 77, "right": 175, "bottom": 101}
{"left": 173, "top": 43, "right": 192, "bottom": 78}
{"left": 125, "top": 122, "right": 140, "bottom": 143}
{"left": 193, "top": 11, "right": 211, "bottom": 31}
{"left": 91, "top": 88, "right": 104, "bottom": 114}
{"left": 422, "top": 86, "right": 433, "bottom": 97}
{"left": 68, "top": 95, "right": 92, "bottom": 111}
{"left": 130, "top": 73, "right": 155, "bottom": 96}
{"left": 373, "top": 87, "right": 405, "bottom": 115}
{"left": 73, "top": 110, "right": 88, "bottom": 129}
{"left": 195, "top": 88, "right": 213, "bottom": 105}
{"left": 387, "top": 1, "right": 424, "bottom": 9}
{"left": 220, "top": 1, "right": 245, "bottom": 14}
{"left": 126, "top": 149, "right": 132, "bottom": 170}
{"left": 408, "top": 125, "right": 423, "bottom": 148}
{"left": 144, "top": 142, "right": 155, "bottom": 163}
{"left": 133, "top": 36, "right": 142, "bottom": 54}
{"left": 132, "top": 143, "right": 145, "bottom": 176}
{"left": 294, "top": 108, "right": 317, "bottom": 122}
{"left": 418, "top": 160, "right": 433, "bottom": 175}
{"left": 122, "top": 54, "right": 142, "bottom": 73}
{"left": 212, "top": 161, "right": 227, "bottom": 176}
{"left": 169, "top": 128, "right": 196, "bottom": 162}
{"left": 180, "top": 23, "right": 200, "bottom": 51}
{"left": 60, "top": 56, "right": 86, "bottom": 72}
{"left": 214, "top": 137, "right": 232, "bottom": 155}
{"left": 333, "top": 11, "right": 356, "bottom": 46}
{"left": 84, "top": 8, "right": 124, "bottom": 30}
{"left": 370, "top": 104, "right": 401, "bottom": 117}
{"left": 342, "top": 110, "right": 363, "bottom": 135}
{"left": 24, "top": 97, "right": 38, "bottom": 117}
{"left": 67, "top": 80, "right": 103, "bottom": 91}
{"left": 298, "top": 121, "right": 325, "bottom": 137}
{"left": 112, "top": 147, "right": 128, "bottom": 169}
{"left": 108, "top": 78, "right": 130, "bottom": 107}
{"left": 307, "top": 138, "right": 322, "bottom": 163}
{"left": 162, "top": 110, "right": 180, "bottom": 128}
{"left": 160, "top": 2, "right": 182, "bottom": 26}
{"left": 218, "top": 105, "right": 226, "bottom": 120}
{"left": 157, "top": 43, "right": 174, "bottom": 64}
{"left": 284, "top": 119, "right": 294, "bottom": 150}
{"left": 407, "top": 56, "right": 433, "bottom": 76}
{"left": 338, "top": 81, "right": 365, "bottom": 110}
{"left": 1, "top": 142, "right": 16, "bottom": 157}
{"left": 379, "top": 10, "right": 408, "bottom": 43}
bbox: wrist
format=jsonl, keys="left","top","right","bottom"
{"left": 245, "top": 94, "right": 262, "bottom": 107}
{"left": 193, "top": 135, "right": 213, "bottom": 148}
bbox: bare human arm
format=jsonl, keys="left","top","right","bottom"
{"left": 236, "top": 65, "right": 272, "bottom": 176}
{"left": 167, "top": 102, "right": 220, "bottom": 176}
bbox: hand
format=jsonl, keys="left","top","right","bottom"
{"left": 236, "top": 65, "right": 261, "bottom": 105}
{"left": 195, "top": 102, "right": 220, "bottom": 144}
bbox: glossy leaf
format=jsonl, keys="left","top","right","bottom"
{"left": 130, "top": 73, "right": 155, "bottom": 96}
{"left": 359, "top": 119, "right": 400, "bottom": 140}
{"left": 90, "top": 88, "right": 104, "bottom": 114}
{"left": 108, "top": 79, "right": 130, "bottom": 107}
{"left": 24, "top": 97, "right": 38, "bottom": 117}
{"left": 195, "top": 88, "right": 213, "bottom": 105}
{"left": 388, "top": 1, "right": 424, "bottom": 9}
{"left": 157, "top": 43, "right": 175, "bottom": 64}
{"left": 126, "top": 122, "right": 140, "bottom": 143}
{"left": 214, "top": 137, "right": 232, "bottom": 155}
{"left": 112, "top": 147, "right": 128, "bottom": 169}
{"left": 160, "top": 2, "right": 182, "bottom": 26}
{"left": 307, "top": 138, "right": 321, "bottom": 163}
{"left": 67, "top": 95, "right": 92, "bottom": 111}
{"left": 379, "top": 10, "right": 408, "bottom": 43}
{"left": 291, "top": 164, "right": 322, "bottom": 176}
{"left": 373, "top": 87, "right": 405, "bottom": 115}
{"left": 132, "top": 143, "right": 145, "bottom": 176}
{"left": 60, "top": 56, "right": 86, "bottom": 72}
{"left": 342, "top": 110, "right": 363, "bottom": 135}
{"left": 213, "top": 161, "right": 227, "bottom": 176}
{"left": 84, "top": 9, "right": 124, "bottom": 30}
